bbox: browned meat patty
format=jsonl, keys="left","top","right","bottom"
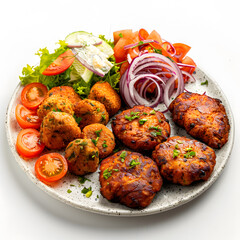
{"left": 99, "top": 150, "right": 162, "bottom": 208}
{"left": 65, "top": 139, "right": 99, "bottom": 175}
{"left": 169, "top": 92, "right": 230, "bottom": 149}
{"left": 111, "top": 105, "right": 170, "bottom": 152}
{"left": 152, "top": 136, "right": 216, "bottom": 185}
{"left": 88, "top": 81, "right": 121, "bottom": 116}
{"left": 82, "top": 123, "right": 115, "bottom": 159}
{"left": 40, "top": 111, "right": 81, "bottom": 149}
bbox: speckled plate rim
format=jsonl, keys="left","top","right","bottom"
{"left": 5, "top": 66, "right": 235, "bottom": 217}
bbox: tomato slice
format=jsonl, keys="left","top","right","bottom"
{"left": 21, "top": 83, "right": 48, "bottom": 110}
{"left": 15, "top": 104, "right": 41, "bottom": 129}
{"left": 113, "top": 29, "right": 133, "bottom": 45}
{"left": 139, "top": 28, "right": 149, "bottom": 40}
{"left": 16, "top": 129, "right": 45, "bottom": 158}
{"left": 42, "top": 49, "right": 75, "bottom": 76}
{"left": 35, "top": 153, "right": 68, "bottom": 184}
{"left": 173, "top": 43, "right": 191, "bottom": 62}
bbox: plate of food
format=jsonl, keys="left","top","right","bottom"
{"left": 5, "top": 29, "right": 234, "bottom": 216}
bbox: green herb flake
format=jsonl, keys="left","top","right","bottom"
{"left": 173, "top": 149, "right": 180, "bottom": 158}
{"left": 129, "top": 158, "right": 141, "bottom": 168}
{"left": 149, "top": 110, "right": 156, "bottom": 115}
{"left": 177, "top": 140, "right": 183, "bottom": 144}
{"left": 120, "top": 151, "right": 127, "bottom": 162}
{"left": 175, "top": 144, "right": 179, "bottom": 149}
{"left": 67, "top": 189, "right": 72, "bottom": 194}
{"left": 66, "top": 143, "right": 73, "bottom": 150}
{"left": 119, "top": 33, "right": 123, "bottom": 38}
{"left": 81, "top": 186, "right": 92, "bottom": 198}
{"left": 139, "top": 119, "right": 148, "bottom": 125}
{"left": 97, "top": 108, "right": 100, "bottom": 112}
{"left": 103, "top": 169, "right": 112, "bottom": 179}
{"left": 102, "top": 140, "right": 108, "bottom": 148}
{"left": 184, "top": 151, "right": 196, "bottom": 159}
{"left": 201, "top": 80, "right": 208, "bottom": 86}
{"left": 73, "top": 115, "right": 82, "bottom": 124}
{"left": 68, "top": 151, "right": 75, "bottom": 160}
{"left": 95, "top": 129, "right": 102, "bottom": 137}
{"left": 113, "top": 169, "right": 119, "bottom": 172}
{"left": 78, "top": 176, "right": 91, "bottom": 184}
{"left": 91, "top": 138, "right": 99, "bottom": 146}
{"left": 79, "top": 141, "right": 88, "bottom": 146}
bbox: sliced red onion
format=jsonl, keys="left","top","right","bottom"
{"left": 119, "top": 52, "right": 185, "bottom": 110}
{"left": 124, "top": 40, "right": 159, "bottom": 50}
{"left": 181, "top": 70, "right": 196, "bottom": 83}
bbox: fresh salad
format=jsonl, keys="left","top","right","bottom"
{"left": 16, "top": 28, "right": 196, "bottom": 186}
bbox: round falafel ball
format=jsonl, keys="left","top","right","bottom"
{"left": 82, "top": 123, "right": 115, "bottom": 159}
{"left": 65, "top": 139, "right": 99, "bottom": 175}
{"left": 74, "top": 99, "right": 109, "bottom": 128}
{"left": 88, "top": 81, "right": 121, "bottom": 116}
{"left": 37, "top": 95, "right": 74, "bottom": 120}
{"left": 40, "top": 111, "right": 81, "bottom": 149}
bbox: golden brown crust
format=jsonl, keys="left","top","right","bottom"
{"left": 169, "top": 92, "right": 230, "bottom": 149}
{"left": 88, "top": 81, "right": 121, "bottom": 116}
{"left": 47, "top": 86, "right": 81, "bottom": 111}
{"left": 82, "top": 123, "right": 115, "bottom": 159}
{"left": 152, "top": 136, "right": 216, "bottom": 185}
{"left": 99, "top": 150, "right": 162, "bottom": 208}
{"left": 37, "top": 95, "right": 74, "bottom": 120}
{"left": 111, "top": 105, "right": 170, "bottom": 152}
{"left": 65, "top": 139, "right": 99, "bottom": 175}
{"left": 74, "top": 99, "right": 109, "bottom": 128}
{"left": 40, "top": 111, "right": 81, "bottom": 149}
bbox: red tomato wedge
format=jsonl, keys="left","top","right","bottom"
{"left": 16, "top": 129, "right": 45, "bottom": 158}
{"left": 42, "top": 49, "right": 75, "bottom": 76}
{"left": 21, "top": 83, "right": 48, "bottom": 110}
{"left": 15, "top": 104, "right": 41, "bottom": 129}
{"left": 113, "top": 29, "right": 133, "bottom": 45}
{"left": 147, "top": 30, "right": 163, "bottom": 46}
{"left": 35, "top": 153, "right": 68, "bottom": 184}
{"left": 139, "top": 28, "right": 149, "bottom": 40}
{"left": 173, "top": 43, "right": 191, "bottom": 62}
{"left": 114, "top": 37, "right": 133, "bottom": 63}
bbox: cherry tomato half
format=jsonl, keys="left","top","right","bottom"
{"left": 42, "top": 49, "right": 75, "bottom": 76}
{"left": 15, "top": 104, "right": 41, "bottom": 129}
{"left": 35, "top": 153, "right": 68, "bottom": 184}
{"left": 21, "top": 83, "right": 48, "bottom": 110}
{"left": 16, "top": 129, "right": 45, "bottom": 158}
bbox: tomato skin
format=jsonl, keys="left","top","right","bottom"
{"left": 113, "top": 29, "right": 133, "bottom": 45}
{"left": 16, "top": 129, "right": 45, "bottom": 158}
{"left": 173, "top": 43, "right": 191, "bottom": 62}
{"left": 139, "top": 28, "right": 149, "bottom": 40}
{"left": 35, "top": 153, "right": 68, "bottom": 184}
{"left": 42, "top": 49, "right": 75, "bottom": 76}
{"left": 15, "top": 104, "right": 41, "bottom": 129}
{"left": 21, "top": 83, "right": 48, "bottom": 110}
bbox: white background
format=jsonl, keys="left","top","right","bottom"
{"left": 1, "top": 0, "right": 239, "bottom": 239}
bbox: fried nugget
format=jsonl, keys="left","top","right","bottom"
{"left": 169, "top": 92, "right": 230, "bottom": 149}
{"left": 152, "top": 136, "right": 216, "bottom": 185}
{"left": 111, "top": 105, "right": 170, "bottom": 152}
{"left": 100, "top": 150, "right": 162, "bottom": 208}
{"left": 88, "top": 81, "right": 121, "bottom": 116}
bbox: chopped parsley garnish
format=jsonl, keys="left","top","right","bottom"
{"left": 68, "top": 151, "right": 75, "bottom": 160}
{"left": 177, "top": 140, "right": 183, "bottom": 144}
{"left": 120, "top": 151, "right": 127, "bottom": 162}
{"left": 185, "top": 147, "right": 193, "bottom": 152}
{"left": 73, "top": 115, "right": 82, "bottom": 124}
{"left": 67, "top": 189, "right": 72, "bottom": 193}
{"left": 139, "top": 119, "right": 148, "bottom": 125}
{"left": 150, "top": 131, "right": 162, "bottom": 137}
{"left": 103, "top": 169, "right": 112, "bottom": 179}
{"left": 97, "top": 108, "right": 100, "bottom": 112}
{"left": 113, "top": 169, "right": 119, "bottom": 172}
{"left": 119, "top": 33, "right": 123, "bottom": 38}
{"left": 184, "top": 147, "right": 196, "bottom": 158}
{"left": 201, "top": 80, "right": 208, "bottom": 86}
{"left": 131, "top": 41, "right": 144, "bottom": 49}
{"left": 149, "top": 126, "right": 162, "bottom": 137}
{"left": 129, "top": 158, "right": 141, "bottom": 168}
{"left": 79, "top": 141, "right": 88, "bottom": 146}
{"left": 149, "top": 126, "right": 160, "bottom": 130}
{"left": 91, "top": 137, "right": 99, "bottom": 146}
{"left": 78, "top": 176, "right": 91, "bottom": 184}
{"left": 149, "top": 110, "right": 156, "bottom": 115}
{"left": 102, "top": 140, "right": 108, "bottom": 148}
{"left": 66, "top": 143, "right": 73, "bottom": 149}
{"left": 173, "top": 149, "right": 180, "bottom": 158}
{"left": 95, "top": 129, "right": 102, "bottom": 137}
{"left": 175, "top": 144, "right": 179, "bottom": 149}
{"left": 81, "top": 186, "right": 92, "bottom": 198}
{"left": 101, "top": 114, "right": 106, "bottom": 121}
{"left": 125, "top": 111, "right": 140, "bottom": 121}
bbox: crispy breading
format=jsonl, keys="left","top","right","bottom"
{"left": 152, "top": 136, "right": 216, "bottom": 185}
{"left": 99, "top": 150, "right": 162, "bottom": 208}
{"left": 111, "top": 105, "right": 170, "bottom": 152}
{"left": 169, "top": 92, "right": 230, "bottom": 149}
{"left": 74, "top": 99, "right": 109, "bottom": 128}
{"left": 82, "top": 123, "right": 115, "bottom": 159}
{"left": 65, "top": 139, "right": 99, "bottom": 175}
{"left": 88, "top": 82, "right": 121, "bottom": 116}
{"left": 37, "top": 95, "right": 74, "bottom": 120}
{"left": 40, "top": 111, "right": 81, "bottom": 149}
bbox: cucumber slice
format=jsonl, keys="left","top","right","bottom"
{"left": 65, "top": 31, "right": 114, "bottom": 58}
{"left": 70, "top": 59, "right": 93, "bottom": 83}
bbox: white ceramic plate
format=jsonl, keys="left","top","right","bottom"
{"left": 5, "top": 67, "right": 234, "bottom": 216}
